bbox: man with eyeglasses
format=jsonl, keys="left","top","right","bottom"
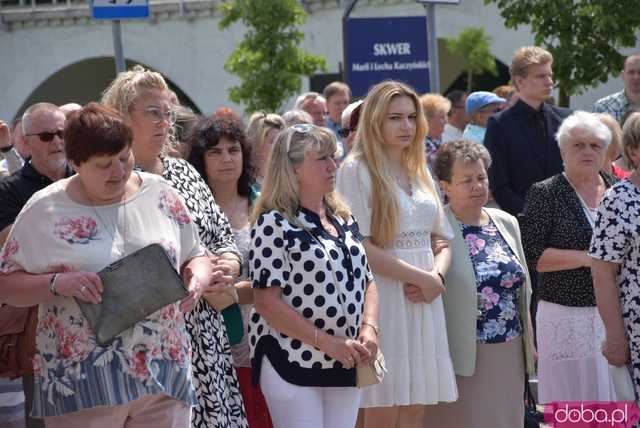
{"left": 442, "top": 90, "right": 469, "bottom": 143}
{"left": 0, "top": 102, "right": 73, "bottom": 428}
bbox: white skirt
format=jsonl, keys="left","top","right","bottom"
{"left": 536, "top": 300, "right": 617, "bottom": 403}
{"left": 360, "top": 245, "right": 458, "bottom": 407}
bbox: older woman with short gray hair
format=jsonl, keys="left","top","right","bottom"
{"left": 521, "top": 111, "right": 619, "bottom": 403}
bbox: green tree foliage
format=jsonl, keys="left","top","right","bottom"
{"left": 447, "top": 27, "right": 498, "bottom": 92}
{"left": 218, "top": 0, "right": 327, "bottom": 113}
{"left": 485, "top": 0, "right": 640, "bottom": 107}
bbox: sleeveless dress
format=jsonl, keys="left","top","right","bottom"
{"left": 337, "top": 158, "right": 458, "bottom": 406}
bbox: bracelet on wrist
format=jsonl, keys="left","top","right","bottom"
{"left": 48, "top": 273, "right": 60, "bottom": 296}
{"left": 362, "top": 321, "right": 380, "bottom": 336}
{"left": 436, "top": 271, "right": 446, "bottom": 287}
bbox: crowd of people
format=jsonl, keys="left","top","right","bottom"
{"left": 0, "top": 44, "right": 639, "bottom": 428}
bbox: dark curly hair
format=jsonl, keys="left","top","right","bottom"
{"left": 187, "top": 116, "right": 255, "bottom": 197}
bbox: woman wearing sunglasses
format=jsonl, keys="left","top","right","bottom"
{"left": 462, "top": 92, "right": 506, "bottom": 145}
{"left": 249, "top": 124, "right": 379, "bottom": 428}
{"left": 337, "top": 81, "right": 457, "bottom": 428}
{"left": 102, "top": 66, "right": 248, "bottom": 428}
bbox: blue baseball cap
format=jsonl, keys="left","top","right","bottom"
{"left": 465, "top": 91, "right": 506, "bottom": 115}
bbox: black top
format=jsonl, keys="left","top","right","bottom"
{"left": 520, "top": 172, "right": 617, "bottom": 307}
{"left": 484, "top": 99, "right": 573, "bottom": 216}
{"left": 0, "top": 162, "right": 74, "bottom": 230}
{"left": 248, "top": 208, "right": 373, "bottom": 387}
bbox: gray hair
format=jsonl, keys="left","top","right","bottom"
{"left": 294, "top": 92, "right": 326, "bottom": 110}
{"left": 21, "top": 103, "right": 64, "bottom": 134}
{"left": 556, "top": 111, "right": 611, "bottom": 150}
{"left": 282, "top": 109, "right": 313, "bottom": 126}
{"left": 432, "top": 139, "right": 492, "bottom": 183}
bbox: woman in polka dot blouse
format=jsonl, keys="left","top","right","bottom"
{"left": 248, "top": 124, "right": 379, "bottom": 428}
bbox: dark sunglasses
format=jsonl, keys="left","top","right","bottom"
{"left": 338, "top": 127, "right": 356, "bottom": 138}
{"left": 25, "top": 130, "right": 64, "bottom": 142}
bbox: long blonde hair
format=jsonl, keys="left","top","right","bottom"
{"left": 251, "top": 124, "right": 350, "bottom": 225}
{"left": 347, "top": 80, "right": 438, "bottom": 247}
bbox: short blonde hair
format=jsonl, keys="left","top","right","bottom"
{"left": 251, "top": 124, "right": 350, "bottom": 225}
{"left": 510, "top": 46, "right": 553, "bottom": 81}
{"left": 246, "top": 112, "right": 285, "bottom": 167}
{"left": 420, "top": 93, "right": 451, "bottom": 118}
{"left": 348, "top": 80, "right": 439, "bottom": 247}
{"left": 101, "top": 65, "right": 169, "bottom": 119}
{"left": 595, "top": 113, "right": 625, "bottom": 166}
{"left": 622, "top": 112, "right": 640, "bottom": 169}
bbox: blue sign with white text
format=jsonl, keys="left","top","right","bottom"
{"left": 91, "top": 0, "right": 150, "bottom": 20}
{"left": 345, "top": 16, "right": 429, "bottom": 97}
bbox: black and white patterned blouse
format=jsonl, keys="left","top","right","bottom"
{"left": 589, "top": 179, "right": 640, "bottom": 399}
{"left": 248, "top": 208, "right": 373, "bottom": 387}
{"left": 160, "top": 157, "right": 248, "bottom": 428}
{"left": 521, "top": 172, "right": 616, "bottom": 307}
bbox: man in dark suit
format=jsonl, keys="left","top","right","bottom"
{"left": 485, "top": 46, "right": 573, "bottom": 216}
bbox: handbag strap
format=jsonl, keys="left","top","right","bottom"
{"left": 301, "top": 224, "right": 357, "bottom": 340}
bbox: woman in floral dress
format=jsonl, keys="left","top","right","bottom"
{"left": 0, "top": 104, "right": 215, "bottom": 427}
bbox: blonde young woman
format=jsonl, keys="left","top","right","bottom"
{"left": 101, "top": 66, "right": 248, "bottom": 428}
{"left": 248, "top": 124, "right": 379, "bottom": 428}
{"left": 337, "top": 81, "right": 457, "bottom": 428}
{"left": 245, "top": 112, "right": 285, "bottom": 189}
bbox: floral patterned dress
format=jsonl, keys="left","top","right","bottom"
{"left": 0, "top": 173, "right": 203, "bottom": 417}
{"left": 160, "top": 157, "right": 248, "bottom": 428}
{"left": 461, "top": 220, "right": 524, "bottom": 343}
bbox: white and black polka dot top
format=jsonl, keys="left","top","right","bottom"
{"left": 248, "top": 208, "right": 373, "bottom": 387}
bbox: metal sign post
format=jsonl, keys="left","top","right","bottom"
{"left": 112, "top": 21, "right": 126, "bottom": 73}
{"left": 416, "top": 0, "right": 461, "bottom": 94}
{"left": 425, "top": 3, "right": 439, "bottom": 93}
{"left": 90, "top": 0, "right": 150, "bottom": 74}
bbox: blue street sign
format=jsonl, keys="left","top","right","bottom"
{"left": 91, "top": 0, "right": 150, "bottom": 20}
{"left": 344, "top": 16, "right": 429, "bottom": 97}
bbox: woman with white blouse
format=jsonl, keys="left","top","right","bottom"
{"left": 249, "top": 124, "right": 379, "bottom": 428}
{"left": 337, "top": 81, "right": 457, "bottom": 428}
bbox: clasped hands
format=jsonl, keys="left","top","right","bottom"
{"left": 320, "top": 325, "right": 379, "bottom": 369}
{"left": 403, "top": 270, "right": 445, "bottom": 304}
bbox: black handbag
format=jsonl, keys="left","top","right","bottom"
{"left": 524, "top": 374, "right": 544, "bottom": 428}
{"left": 76, "top": 243, "right": 188, "bottom": 346}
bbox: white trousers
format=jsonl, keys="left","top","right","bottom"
{"left": 260, "top": 358, "right": 361, "bottom": 428}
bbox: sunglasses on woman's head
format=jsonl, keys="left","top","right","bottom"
{"left": 25, "top": 130, "right": 64, "bottom": 142}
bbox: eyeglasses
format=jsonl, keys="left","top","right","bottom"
{"left": 132, "top": 106, "right": 177, "bottom": 125}
{"left": 25, "top": 130, "right": 64, "bottom": 142}
{"left": 338, "top": 127, "right": 356, "bottom": 138}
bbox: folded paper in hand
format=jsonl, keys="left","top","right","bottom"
{"left": 76, "top": 243, "right": 188, "bottom": 346}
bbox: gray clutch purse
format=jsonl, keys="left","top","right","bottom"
{"left": 76, "top": 243, "right": 188, "bottom": 346}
